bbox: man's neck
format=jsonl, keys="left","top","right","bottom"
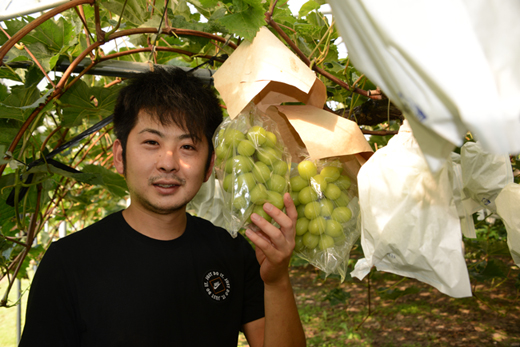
{"left": 122, "top": 205, "right": 187, "bottom": 241}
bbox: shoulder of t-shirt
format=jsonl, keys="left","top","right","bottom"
{"left": 187, "top": 213, "right": 251, "bottom": 246}
{"left": 49, "top": 210, "right": 124, "bottom": 250}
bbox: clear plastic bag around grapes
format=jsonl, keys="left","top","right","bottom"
{"left": 213, "top": 106, "right": 292, "bottom": 237}
{"left": 290, "top": 154, "right": 361, "bottom": 281}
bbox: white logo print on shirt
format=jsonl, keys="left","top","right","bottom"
{"left": 203, "top": 271, "right": 231, "bottom": 301}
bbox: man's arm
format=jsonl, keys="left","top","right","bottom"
{"left": 243, "top": 193, "right": 306, "bottom": 347}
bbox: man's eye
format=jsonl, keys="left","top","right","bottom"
{"left": 145, "top": 140, "right": 159, "bottom": 145}
{"left": 182, "top": 145, "right": 195, "bottom": 150}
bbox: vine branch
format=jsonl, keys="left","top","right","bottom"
{"left": 264, "top": 12, "right": 382, "bottom": 100}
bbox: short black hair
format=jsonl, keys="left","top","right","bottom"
{"left": 113, "top": 67, "right": 223, "bottom": 171}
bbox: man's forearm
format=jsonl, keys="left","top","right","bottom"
{"left": 263, "top": 274, "right": 306, "bottom": 347}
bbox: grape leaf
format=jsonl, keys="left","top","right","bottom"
{"left": 82, "top": 164, "right": 128, "bottom": 198}
{"left": 20, "top": 17, "right": 77, "bottom": 55}
{"left": 298, "top": 0, "right": 321, "bottom": 18}
{"left": 0, "top": 67, "right": 23, "bottom": 83}
{"left": 100, "top": 0, "right": 149, "bottom": 27}
{"left": 0, "top": 85, "right": 42, "bottom": 121}
{"left": 60, "top": 80, "right": 122, "bottom": 127}
{"left": 217, "top": 1, "right": 265, "bottom": 42}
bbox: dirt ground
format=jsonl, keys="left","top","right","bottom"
{"left": 289, "top": 264, "right": 520, "bottom": 347}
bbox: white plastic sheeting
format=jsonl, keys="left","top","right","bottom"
{"left": 327, "top": 0, "right": 520, "bottom": 172}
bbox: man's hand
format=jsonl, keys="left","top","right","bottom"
{"left": 244, "top": 193, "right": 306, "bottom": 347}
{"left": 245, "top": 192, "right": 297, "bottom": 285}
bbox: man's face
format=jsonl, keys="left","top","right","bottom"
{"left": 113, "top": 111, "right": 214, "bottom": 215}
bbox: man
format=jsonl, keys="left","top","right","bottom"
{"left": 20, "top": 67, "right": 306, "bottom": 346}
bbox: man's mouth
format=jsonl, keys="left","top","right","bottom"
{"left": 154, "top": 183, "right": 178, "bottom": 188}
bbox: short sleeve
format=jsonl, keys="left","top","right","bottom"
{"left": 19, "top": 242, "right": 81, "bottom": 347}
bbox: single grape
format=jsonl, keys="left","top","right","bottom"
{"left": 253, "top": 205, "right": 272, "bottom": 222}
{"left": 319, "top": 198, "right": 334, "bottom": 217}
{"left": 225, "top": 155, "right": 253, "bottom": 174}
{"left": 263, "top": 131, "right": 278, "bottom": 148}
{"left": 237, "top": 139, "right": 256, "bottom": 157}
{"left": 296, "top": 204, "right": 306, "bottom": 218}
{"left": 320, "top": 166, "right": 341, "bottom": 182}
{"left": 224, "top": 128, "right": 245, "bottom": 146}
{"left": 289, "top": 191, "right": 300, "bottom": 206}
{"left": 310, "top": 174, "right": 328, "bottom": 193}
{"left": 303, "top": 232, "right": 319, "bottom": 249}
{"left": 334, "top": 192, "right": 350, "bottom": 207}
{"left": 257, "top": 147, "right": 282, "bottom": 166}
{"left": 318, "top": 234, "right": 335, "bottom": 250}
{"left": 331, "top": 206, "right": 352, "bottom": 223}
{"left": 295, "top": 218, "right": 310, "bottom": 236}
{"left": 236, "top": 172, "right": 256, "bottom": 191}
{"left": 304, "top": 201, "right": 321, "bottom": 220}
{"left": 272, "top": 160, "right": 288, "bottom": 176}
{"left": 247, "top": 125, "right": 267, "bottom": 146}
{"left": 251, "top": 161, "right": 271, "bottom": 183}
{"left": 232, "top": 196, "right": 249, "bottom": 211}
{"left": 222, "top": 174, "right": 234, "bottom": 192}
{"left": 325, "top": 219, "right": 343, "bottom": 238}
{"left": 295, "top": 236, "right": 305, "bottom": 252}
{"left": 297, "top": 160, "right": 317, "bottom": 180}
{"left": 335, "top": 175, "right": 352, "bottom": 190}
{"left": 323, "top": 183, "right": 341, "bottom": 200}
{"left": 215, "top": 142, "right": 232, "bottom": 160}
{"left": 266, "top": 190, "right": 284, "bottom": 210}
{"left": 308, "top": 217, "right": 326, "bottom": 235}
{"left": 298, "top": 186, "right": 318, "bottom": 205}
{"left": 250, "top": 184, "right": 268, "bottom": 205}
{"left": 290, "top": 175, "right": 308, "bottom": 192}
{"left": 267, "top": 174, "right": 287, "bottom": 194}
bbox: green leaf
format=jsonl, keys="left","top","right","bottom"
{"left": 24, "top": 65, "right": 46, "bottom": 88}
{"left": 0, "top": 85, "right": 42, "bottom": 121}
{"left": 0, "top": 67, "right": 24, "bottom": 83}
{"left": 26, "top": 162, "right": 102, "bottom": 186}
{"left": 20, "top": 17, "right": 77, "bottom": 55}
{"left": 0, "top": 173, "right": 16, "bottom": 210}
{"left": 198, "top": 0, "right": 220, "bottom": 7}
{"left": 100, "top": 0, "right": 149, "bottom": 27}
{"left": 217, "top": 0, "right": 265, "bottom": 41}
{"left": 0, "top": 83, "right": 8, "bottom": 101}
{"left": 82, "top": 165, "right": 128, "bottom": 198}
{"left": 470, "top": 259, "right": 508, "bottom": 282}
{"left": 0, "top": 145, "right": 9, "bottom": 165}
{"left": 0, "top": 119, "right": 21, "bottom": 146}
{"left": 298, "top": 0, "right": 321, "bottom": 18}
{"left": 7, "top": 41, "right": 59, "bottom": 72}
{"left": 60, "top": 80, "right": 122, "bottom": 127}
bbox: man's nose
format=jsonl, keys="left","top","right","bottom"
{"left": 157, "top": 150, "right": 179, "bottom": 172}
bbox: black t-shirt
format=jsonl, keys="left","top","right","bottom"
{"left": 20, "top": 211, "right": 265, "bottom": 347}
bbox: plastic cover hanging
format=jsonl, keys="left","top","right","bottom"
{"left": 352, "top": 121, "right": 472, "bottom": 298}
{"left": 327, "top": 0, "right": 520, "bottom": 172}
{"left": 495, "top": 183, "right": 520, "bottom": 267}
{"left": 446, "top": 152, "right": 477, "bottom": 239}
{"left": 460, "top": 141, "right": 514, "bottom": 213}
{"left": 186, "top": 171, "right": 226, "bottom": 229}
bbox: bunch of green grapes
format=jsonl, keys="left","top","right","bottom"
{"left": 290, "top": 160, "right": 353, "bottom": 252}
{"left": 215, "top": 124, "right": 290, "bottom": 228}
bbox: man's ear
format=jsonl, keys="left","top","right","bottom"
{"left": 113, "top": 139, "right": 125, "bottom": 175}
{"left": 203, "top": 152, "right": 216, "bottom": 182}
